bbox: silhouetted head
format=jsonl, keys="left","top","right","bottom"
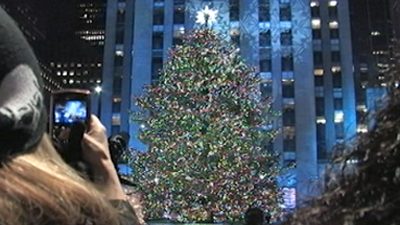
{"left": 245, "top": 207, "right": 265, "bottom": 225}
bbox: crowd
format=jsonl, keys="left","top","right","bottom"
{"left": 1, "top": 5, "right": 400, "bottom": 225}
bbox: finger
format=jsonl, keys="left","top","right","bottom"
{"left": 88, "top": 114, "right": 106, "bottom": 134}
{"left": 82, "top": 133, "right": 109, "bottom": 159}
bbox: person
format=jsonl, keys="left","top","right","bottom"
{"left": 244, "top": 207, "right": 265, "bottom": 225}
{"left": 282, "top": 74, "right": 400, "bottom": 224}
{"left": 0, "top": 6, "right": 141, "bottom": 225}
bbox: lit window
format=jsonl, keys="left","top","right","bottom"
{"left": 69, "top": 79, "right": 74, "bottom": 84}
{"left": 62, "top": 71, "right": 68, "bottom": 76}
{"left": 357, "top": 104, "right": 368, "bottom": 112}
{"left": 69, "top": 71, "right": 75, "bottom": 76}
{"left": 357, "top": 124, "right": 368, "bottom": 133}
{"left": 57, "top": 71, "right": 61, "bottom": 76}
{"left": 316, "top": 116, "right": 326, "bottom": 124}
{"left": 230, "top": 28, "right": 240, "bottom": 36}
{"left": 311, "top": 19, "right": 321, "bottom": 29}
{"left": 115, "top": 50, "right": 124, "bottom": 56}
{"left": 329, "top": 21, "right": 339, "bottom": 29}
{"left": 113, "top": 97, "right": 122, "bottom": 103}
{"left": 334, "top": 110, "right": 344, "bottom": 123}
{"left": 310, "top": 1, "right": 319, "bottom": 7}
{"left": 96, "top": 79, "right": 101, "bottom": 83}
{"left": 328, "top": 0, "right": 337, "bottom": 7}
{"left": 282, "top": 187, "right": 296, "bottom": 209}
{"left": 331, "top": 66, "right": 341, "bottom": 73}
{"left": 371, "top": 31, "right": 380, "bottom": 36}
{"left": 112, "top": 113, "right": 121, "bottom": 125}
{"left": 314, "top": 69, "right": 324, "bottom": 76}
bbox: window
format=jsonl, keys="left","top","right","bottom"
{"left": 117, "top": 9, "right": 125, "bottom": 24}
{"left": 330, "top": 28, "right": 339, "bottom": 39}
{"left": 328, "top": 0, "right": 338, "bottom": 7}
{"left": 113, "top": 76, "right": 122, "bottom": 94}
{"left": 280, "top": 3, "right": 291, "bottom": 21}
{"left": 282, "top": 82, "right": 294, "bottom": 98}
{"left": 311, "top": 5, "right": 320, "bottom": 17}
{"left": 329, "top": 21, "right": 339, "bottom": 29}
{"left": 313, "top": 29, "right": 321, "bottom": 39}
{"left": 173, "top": 37, "right": 183, "bottom": 46}
{"left": 331, "top": 51, "right": 340, "bottom": 63}
{"left": 283, "top": 108, "right": 295, "bottom": 126}
{"left": 313, "top": 51, "right": 323, "bottom": 66}
{"left": 283, "top": 126, "right": 296, "bottom": 140}
{"left": 334, "top": 110, "right": 344, "bottom": 123}
{"left": 114, "top": 55, "right": 123, "bottom": 67}
{"left": 173, "top": 6, "right": 185, "bottom": 24}
{"left": 152, "top": 32, "right": 163, "bottom": 50}
{"left": 311, "top": 18, "right": 321, "bottom": 29}
{"left": 260, "top": 49, "right": 271, "bottom": 72}
{"left": 328, "top": 6, "right": 337, "bottom": 18}
{"left": 152, "top": 57, "right": 163, "bottom": 81}
{"left": 315, "top": 75, "right": 323, "bottom": 86}
{"left": 334, "top": 98, "right": 343, "bottom": 110}
{"left": 314, "top": 69, "right": 324, "bottom": 76}
{"left": 112, "top": 101, "right": 121, "bottom": 113}
{"left": 335, "top": 123, "right": 344, "bottom": 139}
{"left": 259, "top": 0, "right": 270, "bottom": 22}
{"left": 281, "top": 30, "right": 292, "bottom": 46}
{"left": 230, "top": 0, "right": 239, "bottom": 21}
{"left": 282, "top": 56, "right": 293, "bottom": 71}
{"left": 231, "top": 34, "right": 240, "bottom": 46}
{"left": 116, "top": 26, "right": 124, "bottom": 44}
{"left": 153, "top": 9, "right": 164, "bottom": 25}
{"left": 310, "top": 1, "right": 319, "bottom": 7}
{"left": 283, "top": 139, "right": 296, "bottom": 152}
{"left": 261, "top": 82, "right": 272, "bottom": 96}
{"left": 260, "top": 30, "right": 271, "bottom": 47}
{"left": 333, "top": 72, "right": 342, "bottom": 88}
{"left": 315, "top": 97, "right": 324, "bottom": 116}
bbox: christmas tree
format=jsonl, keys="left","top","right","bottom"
{"left": 132, "top": 28, "right": 282, "bottom": 222}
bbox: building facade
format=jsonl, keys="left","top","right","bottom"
{"left": 44, "top": 0, "right": 106, "bottom": 92}
{"left": 350, "top": 0, "right": 393, "bottom": 131}
{"left": 101, "top": 0, "right": 356, "bottom": 203}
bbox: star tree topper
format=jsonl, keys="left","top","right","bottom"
{"left": 195, "top": 5, "right": 218, "bottom": 27}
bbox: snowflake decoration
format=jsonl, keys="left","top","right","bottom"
{"left": 195, "top": 5, "right": 218, "bottom": 26}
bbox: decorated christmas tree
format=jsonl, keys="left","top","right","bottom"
{"left": 132, "top": 27, "right": 282, "bottom": 222}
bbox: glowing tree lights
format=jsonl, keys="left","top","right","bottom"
{"left": 132, "top": 28, "right": 282, "bottom": 222}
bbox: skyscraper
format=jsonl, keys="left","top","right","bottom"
{"left": 0, "top": 0, "right": 62, "bottom": 99}
{"left": 45, "top": 0, "right": 106, "bottom": 91}
{"left": 101, "top": 0, "right": 357, "bottom": 202}
{"left": 350, "top": 0, "right": 393, "bottom": 131}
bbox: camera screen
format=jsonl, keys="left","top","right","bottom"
{"left": 54, "top": 100, "right": 87, "bottom": 124}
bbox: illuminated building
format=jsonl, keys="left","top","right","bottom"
{"left": 0, "top": 0, "right": 62, "bottom": 102}
{"left": 350, "top": 0, "right": 394, "bottom": 132}
{"left": 100, "top": 0, "right": 360, "bottom": 203}
{"left": 44, "top": 0, "right": 106, "bottom": 92}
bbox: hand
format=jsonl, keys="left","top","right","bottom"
{"left": 81, "top": 115, "right": 126, "bottom": 200}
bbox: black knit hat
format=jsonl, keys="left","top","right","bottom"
{"left": 0, "top": 7, "right": 47, "bottom": 160}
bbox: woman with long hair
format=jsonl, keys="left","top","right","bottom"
{"left": 0, "top": 7, "right": 140, "bottom": 225}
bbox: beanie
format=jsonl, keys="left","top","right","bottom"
{"left": 0, "top": 7, "right": 47, "bottom": 160}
